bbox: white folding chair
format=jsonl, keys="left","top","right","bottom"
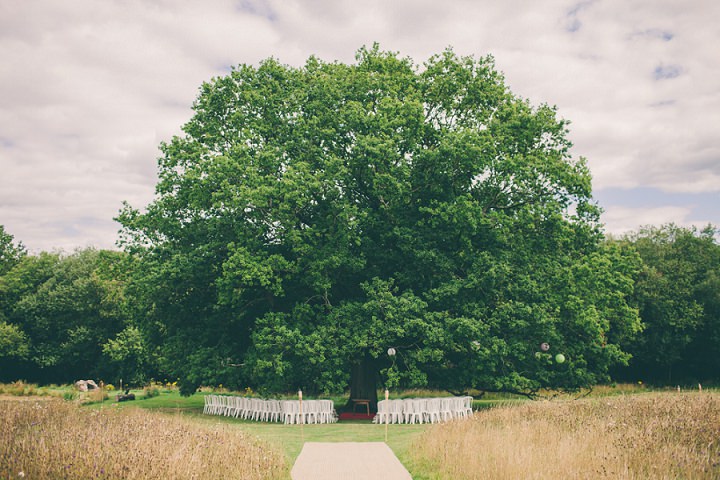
{"left": 425, "top": 398, "right": 442, "bottom": 423}
{"left": 439, "top": 397, "right": 454, "bottom": 422}
{"left": 319, "top": 400, "right": 336, "bottom": 423}
{"left": 281, "top": 400, "right": 298, "bottom": 424}
{"left": 232, "top": 396, "right": 244, "bottom": 418}
{"left": 450, "top": 396, "right": 464, "bottom": 419}
{"left": 404, "top": 399, "right": 424, "bottom": 424}
{"left": 375, "top": 400, "right": 389, "bottom": 424}
{"left": 238, "top": 397, "right": 251, "bottom": 419}
{"left": 386, "top": 399, "right": 399, "bottom": 424}
{"left": 215, "top": 395, "right": 227, "bottom": 416}
{"left": 303, "top": 400, "right": 318, "bottom": 423}
{"left": 266, "top": 399, "right": 281, "bottom": 422}
{"left": 462, "top": 396, "right": 474, "bottom": 417}
{"left": 210, "top": 395, "right": 221, "bottom": 415}
{"left": 226, "top": 396, "right": 239, "bottom": 417}
{"left": 248, "top": 398, "right": 262, "bottom": 421}
{"left": 264, "top": 399, "right": 275, "bottom": 422}
{"left": 226, "top": 396, "right": 237, "bottom": 417}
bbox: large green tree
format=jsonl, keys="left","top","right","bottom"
{"left": 119, "top": 46, "right": 640, "bottom": 400}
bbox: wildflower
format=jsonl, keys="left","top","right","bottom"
{"left": 18, "top": 472, "right": 25, "bottom": 478}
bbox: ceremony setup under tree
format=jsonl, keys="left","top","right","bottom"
{"left": 115, "top": 45, "right": 641, "bottom": 405}
{"left": 2, "top": 0, "right": 719, "bottom": 474}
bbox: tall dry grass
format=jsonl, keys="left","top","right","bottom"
{"left": 0, "top": 399, "right": 286, "bottom": 479}
{"left": 412, "top": 392, "right": 720, "bottom": 479}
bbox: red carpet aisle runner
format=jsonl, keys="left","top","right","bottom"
{"left": 338, "top": 412, "right": 376, "bottom": 421}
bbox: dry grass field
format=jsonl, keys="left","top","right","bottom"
{"left": 411, "top": 392, "right": 720, "bottom": 479}
{"left": 0, "top": 399, "right": 286, "bottom": 480}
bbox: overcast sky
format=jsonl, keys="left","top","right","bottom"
{"left": 1, "top": 0, "right": 718, "bottom": 253}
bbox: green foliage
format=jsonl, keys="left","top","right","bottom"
{"left": 0, "top": 249, "right": 135, "bottom": 383}
{"left": 0, "top": 321, "right": 30, "bottom": 359}
{"left": 103, "top": 326, "right": 151, "bottom": 386}
{"left": 118, "top": 46, "right": 640, "bottom": 396}
{"left": 63, "top": 390, "right": 79, "bottom": 401}
{"left": 618, "top": 224, "right": 720, "bottom": 383}
{"left": 143, "top": 385, "right": 160, "bottom": 398}
{"left": 0, "top": 225, "right": 26, "bottom": 276}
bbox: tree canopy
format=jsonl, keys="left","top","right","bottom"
{"left": 0, "top": 248, "right": 133, "bottom": 383}
{"left": 616, "top": 224, "right": 720, "bottom": 383}
{"left": 118, "top": 46, "right": 641, "bottom": 399}
{"left": 0, "top": 225, "right": 25, "bottom": 276}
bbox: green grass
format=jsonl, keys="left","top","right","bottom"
{"left": 105, "top": 391, "right": 434, "bottom": 477}
{"left": 187, "top": 412, "right": 431, "bottom": 478}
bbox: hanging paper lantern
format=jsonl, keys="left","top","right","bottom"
{"left": 555, "top": 354, "right": 566, "bottom": 364}
{"left": 387, "top": 347, "right": 396, "bottom": 356}
{"left": 540, "top": 342, "right": 550, "bottom": 352}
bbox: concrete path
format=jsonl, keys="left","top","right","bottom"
{"left": 290, "top": 442, "right": 413, "bottom": 480}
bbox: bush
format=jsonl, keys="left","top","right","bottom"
{"left": 63, "top": 391, "right": 78, "bottom": 401}
{"left": 143, "top": 386, "right": 160, "bottom": 399}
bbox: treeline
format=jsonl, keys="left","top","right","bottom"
{"left": 0, "top": 228, "right": 151, "bottom": 385}
{"left": 0, "top": 223, "right": 717, "bottom": 388}
{"left": 613, "top": 224, "right": 720, "bottom": 384}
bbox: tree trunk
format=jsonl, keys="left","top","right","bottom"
{"left": 347, "top": 354, "right": 379, "bottom": 411}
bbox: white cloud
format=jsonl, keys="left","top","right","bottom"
{"left": 0, "top": 0, "right": 718, "bottom": 251}
{"left": 601, "top": 204, "right": 710, "bottom": 237}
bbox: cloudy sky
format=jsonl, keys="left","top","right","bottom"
{"left": 1, "top": 0, "right": 718, "bottom": 252}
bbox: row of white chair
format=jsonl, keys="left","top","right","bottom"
{"left": 203, "top": 395, "right": 337, "bottom": 424}
{"left": 373, "top": 396, "right": 473, "bottom": 424}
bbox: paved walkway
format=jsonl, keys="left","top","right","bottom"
{"left": 290, "top": 442, "right": 413, "bottom": 480}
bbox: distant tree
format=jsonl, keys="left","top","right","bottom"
{"left": 0, "top": 321, "right": 30, "bottom": 360}
{"left": 102, "top": 325, "right": 152, "bottom": 387}
{"left": 0, "top": 225, "right": 26, "bottom": 275}
{"left": 0, "top": 249, "right": 130, "bottom": 383}
{"left": 119, "top": 46, "right": 640, "bottom": 400}
{"left": 620, "top": 224, "right": 720, "bottom": 383}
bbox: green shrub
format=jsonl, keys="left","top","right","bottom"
{"left": 63, "top": 391, "right": 79, "bottom": 401}
{"left": 143, "top": 386, "right": 160, "bottom": 399}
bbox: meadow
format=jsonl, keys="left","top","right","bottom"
{"left": 0, "top": 398, "right": 286, "bottom": 480}
{"left": 411, "top": 392, "right": 720, "bottom": 479}
{"left": 1, "top": 383, "right": 718, "bottom": 479}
